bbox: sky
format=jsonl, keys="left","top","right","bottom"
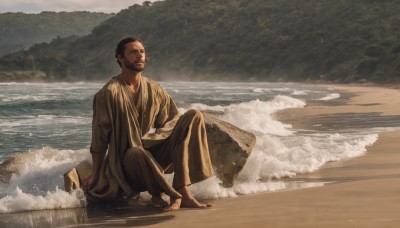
{"left": 0, "top": 0, "right": 154, "bottom": 14}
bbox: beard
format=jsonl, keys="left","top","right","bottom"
{"left": 124, "top": 59, "right": 145, "bottom": 72}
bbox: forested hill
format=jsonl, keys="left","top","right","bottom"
{"left": 1, "top": 0, "right": 400, "bottom": 83}
{"left": 0, "top": 12, "right": 113, "bottom": 56}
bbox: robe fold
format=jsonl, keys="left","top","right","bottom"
{"left": 85, "top": 75, "right": 213, "bottom": 202}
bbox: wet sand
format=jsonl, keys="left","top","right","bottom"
{"left": 149, "top": 85, "right": 400, "bottom": 228}
{"left": 1, "top": 84, "right": 400, "bottom": 227}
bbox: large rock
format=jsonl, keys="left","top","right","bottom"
{"left": 63, "top": 112, "right": 256, "bottom": 191}
{"left": 203, "top": 112, "right": 256, "bottom": 187}
{"left": 0, "top": 157, "right": 18, "bottom": 183}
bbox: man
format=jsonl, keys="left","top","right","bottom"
{"left": 84, "top": 37, "right": 213, "bottom": 210}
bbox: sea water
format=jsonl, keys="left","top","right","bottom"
{"left": 0, "top": 81, "right": 397, "bottom": 214}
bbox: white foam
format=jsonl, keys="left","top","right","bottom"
{"left": 239, "top": 132, "right": 378, "bottom": 180}
{"left": 0, "top": 115, "right": 91, "bottom": 128}
{"left": 0, "top": 147, "right": 90, "bottom": 213}
{"left": 0, "top": 82, "right": 102, "bottom": 87}
{"left": 292, "top": 90, "right": 308, "bottom": 95}
{"left": 317, "top": 93, "right": 340, "bottom": 101}
{"left": 189, "top": 177, "right": 288, "bottom": 199}
{"left": 272, "top": 88, "right": 292, "bottom": 92}
{"left": 253, "top": 88, "right": 265, "bottom": 93}
{"left": 174, "top": 96, "right": 379, "bottom": 200}
{"left": 0, "top": 187, "right": 85, "bottom": 213}
{"left": 8, "top": 147, "right": 90, "bottom": 174}
{"left": 186, "top": 96, "right": 306, "bottom": 136}
{"left": 0, "top": 95, "right": 381, "bottom": 213}
{"left": 0, "top": 82, "right": 101, "bottom": 104}
{"left": 1, "top": 95, "right": 52, "bottom": 102}
{"left": 187, "top": 132, "right": 378, "bottom": 200}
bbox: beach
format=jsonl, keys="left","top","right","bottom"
{"left": 1, "top": 84, "right": 399, "bottom": 227}
{"left": 71, "top": 84, "right": 400, "bottom": 227}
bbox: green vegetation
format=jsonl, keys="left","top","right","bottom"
{"left": 1, "top": 0, "right": 399, "bottom": 83}
{"left": 0, "top": 11, "right": 113, "bottom": 56}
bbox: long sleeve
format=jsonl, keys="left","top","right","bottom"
{"left": 90, "top": 91, "right": 112, "bottom": 155}
{"left": 141, "top": 84, "right": 180, "bottom": 148}
{"left": 155, "top": 89, "right": 180, "bottom": 128}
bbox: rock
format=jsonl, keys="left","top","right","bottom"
{"left": 64, "top": 160, "right": 92, "bottom": 191}
{"left": 203, "top": 112, "right": 256, "bottom": 187}
{"left": 0, "top": 157, "right": 18, "bottom": 183}
{"left": 64, "top": 112, "right": 256, "bottom": 191}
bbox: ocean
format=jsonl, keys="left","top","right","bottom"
{"left": 0, "top": 81, "right": 396, "bottom": 216}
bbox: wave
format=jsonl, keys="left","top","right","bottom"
{"left": 0, "top": 97, "right": 380, "bottom": 213}
{"left": 317, "top": 93, "right": 341, "bottom": 101}
{"left": 0, "top": 115, "right": 91, "bottom": 128}
{"left": 0, "top": 82, "right": 103, "bottom": 86}
{"left": 186, "top": 95, "right": 306, "bottom": 136}
{"left": 0, "top": 147, "right": 90, "bottom": 213}
{"left": 0, "top": 187, "right": 85, "bottom": 213}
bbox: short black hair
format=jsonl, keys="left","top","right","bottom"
{"left": 115, "top": 37, "right": 144, "bottom": 67}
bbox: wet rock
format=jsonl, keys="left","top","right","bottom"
{"left": 203, "top": 112, "right": 256, "bottom": 187}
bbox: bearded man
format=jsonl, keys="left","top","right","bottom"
{"left": 84, "top": 37, "right": 213, "bottom": 210}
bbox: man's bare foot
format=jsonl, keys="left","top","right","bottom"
{"left": 178, "top": 186, "right": 213, "bottom": 209}
{"left": 151, "top": 195, "right": 169, "bottom": 208}
{"left": 181, "top": 197, "right": 212, "bottom": 208}
{"left": 163, "top": 186, "right": 212, "bottom": 211}
{"left": 163, "top": 197, "right": 181, "bottom": 211}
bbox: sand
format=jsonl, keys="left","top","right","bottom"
{"left": 1, "top": 84, "right": 400, "bottom": 228}
{"left": 142, "top": 85, "right": 400, "bottom": 228}
{"left": 84, "top": 84, "right": 400, "bottom": 227}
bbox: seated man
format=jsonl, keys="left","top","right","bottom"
{"left": 84, "top": 37, "right": 213, "bottom": 210}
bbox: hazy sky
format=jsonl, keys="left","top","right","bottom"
{"left": 0, "top": 0, "right": 154, "bottom": 14}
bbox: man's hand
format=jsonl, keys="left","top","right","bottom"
{"left": 85, "top": 152, "right": 105, "bottom": 190}
{"left": 84, "top": 173, "right": 99, "bottom": 190}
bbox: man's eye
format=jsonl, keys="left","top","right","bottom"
{"left": 129, "top": 50, "right": 145, "bottom": 54}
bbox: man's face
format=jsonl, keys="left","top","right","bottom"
{"left": 120, "top": 41, "right": 146, "bottom": 72}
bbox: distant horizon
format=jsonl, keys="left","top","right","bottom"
{"left": 0, "top": 0, "right": 156, "bottom": 14}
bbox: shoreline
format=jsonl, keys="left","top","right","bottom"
{"left": 1, "top": 84, "right": 400, "bottom": 227}
{"left": 151, "top": 84, "right": 400, "bottom": 228}
{"left": 132, "top": 84, "right": 400, "bottom": 227}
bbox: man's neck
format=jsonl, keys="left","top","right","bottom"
{"left": 121, "top": 70, "right": 141, "bottom": 84}
{"left": 121, "top": 71, "right": 142, "bottom": 93}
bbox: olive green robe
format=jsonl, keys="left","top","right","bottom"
{"left": 85, "top": 75, "right": 213, "bottom": 202}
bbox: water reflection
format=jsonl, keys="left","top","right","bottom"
{"left": 0, "top": 208, "right": 87, "bottom": 228}
{"left": 0, "top": 199, "right": 175, "bottom": 228}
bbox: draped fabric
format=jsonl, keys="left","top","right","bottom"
{"left": 85, "top": 75, "right": 213, "bottom": 202}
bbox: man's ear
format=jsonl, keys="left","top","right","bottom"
{"left": 117, "top": 54, "right": 124, "bottom": 62}
{"left": 117, "top": 54, "right": 124, "bottom": 66}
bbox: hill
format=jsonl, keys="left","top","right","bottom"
{"left": 1, "top": 0, "right": 399, "bottom": 83}
{"left": 0, "top": 11, "right": 113, "bottom": 56}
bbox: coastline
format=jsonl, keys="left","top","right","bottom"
{"left": 1, "top": 84, "right": 399, "bottom": 227}
{"left": 83, "top": 84, "right": 400, "bottom": 227}
{"left": 149, "top": 84, "right": 400, "bottom": 228}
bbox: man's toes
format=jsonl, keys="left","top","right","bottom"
{"left": 163, "top": 204, "right": 180, "bottom": 211}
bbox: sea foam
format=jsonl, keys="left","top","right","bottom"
{"left": 0, "top": 96, "right": 379, "bottom": 213}
{"left": 317, "top": 93, "right": 341, "bottom": 101}
{"left": 0, "top": 147, "right": 90, "bottom": 213}
{"left": 0, "top": 187, "right": 85, "bottom": 213}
